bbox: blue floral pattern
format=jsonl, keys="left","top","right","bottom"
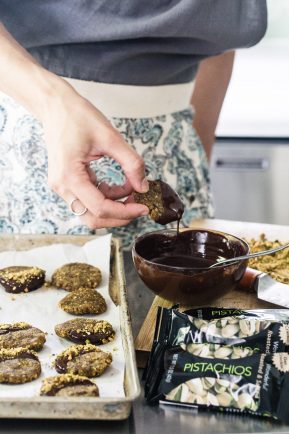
{"left": 0, "top": 92, "right": 214, "bottom": 249}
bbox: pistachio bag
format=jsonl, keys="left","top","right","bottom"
{"left": 144, "top": 307, "right": 289, "bottom": 422}
{"left": 184, "top": 307, "right": 289, "bottom": 322}
{"left": 147, "top": 347, "right": 289, "bottom": 423}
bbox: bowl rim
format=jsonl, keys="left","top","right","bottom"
{"left": 132, "top": 228, "right": 250, "bottom": 272}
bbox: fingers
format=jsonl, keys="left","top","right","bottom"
{"left": 67, "top": 192, "right": 133, "bottom": 228}
{"left": 82, "top": 211, "right": 132, "bottom": 228}
{"left": 103, "top": 134, "right": 149, "bottom": 194}
{"left": 97, "top": 179, "right": 133, "bottom": 200}
{"left": 64, "top": 170, "right": 148, "bottom": 226}
{"left": 50, "top": 166, "right": 148, "bottom": 229}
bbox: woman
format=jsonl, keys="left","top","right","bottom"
{"left": 0, "top": 1, "right": 267, "bottom": 248}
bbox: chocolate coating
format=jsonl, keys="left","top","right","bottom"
{"left": 54, "top": 344, "right": 112, "bottom": 377}
{"left": 0, "top": 266, "right": 45, "bottom": 293}
{"left": 157, "top": 180, "right": 184, "bottom": 225}
{"left": 134, "top": 180, "right": 184, "bottom": 225}
{"left": 40, "top": 374, "right": 99, "bottom": 397}
{"left": 55, "top": 318, "right": 115, "bottom": 345}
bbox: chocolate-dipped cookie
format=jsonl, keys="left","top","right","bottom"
{"left": 54, "top": 344, "right": 112, "bottom": 377}
{"left": 51, "top": 263, "right": 102, "bottom": 291}
{"left": 0, "top": 322, "right": 46, "bottom": 351}
{"left": 40, "top": 374, "right": 99, "bottom": 397}
{"left": 55, "top": 318, "right": 115, "bottom": 345}
{"left": 59, "top": 288, "right": 107, "bottom": 315}
{"left": 0, "top": 348, "right": 41, "bottom": 384}
{"left": 0, "top": 266, "right": 45, "bottom": 293}
{"left": 133, "top": 179, "right": 184, "bottom": 225}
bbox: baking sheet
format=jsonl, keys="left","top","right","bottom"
{"left": 0, "top": 234, "right": 125, "bottom": 399}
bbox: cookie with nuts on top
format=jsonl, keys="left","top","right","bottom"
{"left": 51, "top": 263, "right": 102, "bottom": 291}
{"left": 59, "top": 288, "right": 107, "bottom": 315}
{"left": 54, "top": 344, "right": 112, "bottom": 377}
{"left": 40, "top": 374, "right": 99, "bottom": 397}
{"left": 0, "top": 348, "right": 41, "bottom": 384}
{"left": 0, "top": 322, "right": 46, "bottom": 351}
{"left": 0, "top": 266, "right": 45, "bottom": 293}
{"left": 133, "top": 179, "right": 184, "bottom": 225}
{"left": 55, "top": 318, "right": 115, "bottom": 345}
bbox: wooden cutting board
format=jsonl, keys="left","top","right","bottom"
{"left": 135, "top": 218, "right": 289, "bottom": 367}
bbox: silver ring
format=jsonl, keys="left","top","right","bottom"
{"left": 69, "top": 198, "right": 88, "bottom": 216}
{"left": 96, "top": 180, "right": 105, "bottom": 190}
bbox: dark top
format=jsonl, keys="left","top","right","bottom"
{"left": 0, "top": 0, "right": 267, "bottom": 85}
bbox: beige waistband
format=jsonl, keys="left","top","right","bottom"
{"left": 63, "top": 77, "right": 194, "bottom": 118}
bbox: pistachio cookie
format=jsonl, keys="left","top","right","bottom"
{"left": 0, "top": 322, "right": 46, "bottom": 351}
{"left": 55, "top": 318, "right": 115, "bottom": 345}
{"left": 133, "top": 179, "right": 184, "bottom": 225}
{"left": 54, "top": 344, "right": 112, "bottom": 377}
{"left": 0, "top": 266, "right": 45, "bottom": 293}
{"left": 51, "top": 263, "right": 102, "bottom": 291}
{"left": 0, "top": 348, "right": 41, "bottom": 384}
{"left": 40, "top": 374, "right": 99, "bottom": 397}
{"left": 59, "top": 288, "right": 107, "bottom": 315}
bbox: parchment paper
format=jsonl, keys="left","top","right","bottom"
{"left": 0, "top": 234, "right": 125, "bottom": 398}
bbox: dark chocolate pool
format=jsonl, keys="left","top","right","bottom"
{"left": 132, "top": 229, "right": 249, "bottom": 304}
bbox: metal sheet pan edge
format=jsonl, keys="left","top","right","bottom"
{"left": 0, "top": 234, "right": 141, "bottom": 420}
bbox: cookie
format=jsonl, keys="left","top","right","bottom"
{"left": 54, "top": 344, "right": 112, "bottom": 377}
{"left": 0, "top": 322, "right": 46, "bottom": 351}
{"left": 40, "top": 374, "right": 99, "bottom": 397}
{"left": 55, "top": 318, "right": 115, "bottom": 345}
{"left": 0, "top": 348, "right": 41, "bottom": 384}
{"left": 133, "top": 179, "right": 184, "bottom": 224}
{"left": 51, "top": 263, "right": 102, "bottom": 291}
{"left": 0, "top": 266, "right": 45, "bottom": 293}
{"left": 59, "top": 288, "right": 107, "bottom": 315}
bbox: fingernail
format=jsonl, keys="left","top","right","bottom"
{"left": 141, "top": 178, "right": 149, "bottom": 193}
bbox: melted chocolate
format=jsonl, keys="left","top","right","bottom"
{"left": 133, "top": 229, "right": 249, "bottom": 305}
{"left": 157, "top": 180, "right": 184, "bottom": 225}
{"left": 137, "top": 231, "right": 228, "bottom": 271}
{"left": 151, "top": 255, "right": 219, "bottom": 269}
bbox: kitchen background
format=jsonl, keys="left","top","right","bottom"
{"left": 211, "top": 0, "right": 289, "bottom": 225}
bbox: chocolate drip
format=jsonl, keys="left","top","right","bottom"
{"left": 157, "top": 180, "right": 184, "bottom": 225}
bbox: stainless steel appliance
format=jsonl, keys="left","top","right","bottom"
{"left": 210, "top": 0, "right": 289, "bottom": 225}
{"left": 211, "top": 139, "right": 289, "bottom": 224}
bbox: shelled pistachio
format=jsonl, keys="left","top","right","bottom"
{"left": 166, "top": 377, "right": 258, "bottom": 412}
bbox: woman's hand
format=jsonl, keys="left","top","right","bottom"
{"left": 41, "top": 80, "right": 149, "bottom": 229}
{"left": 0, "top": 23, "right": 149, "bottom": 229}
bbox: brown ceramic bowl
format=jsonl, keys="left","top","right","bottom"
{"left": 132, "top": 229, "right": 249, "bottom": 305}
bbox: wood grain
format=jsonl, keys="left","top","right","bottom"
{"left": 135, "top": 219, "right": 289, "bottom": 367}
